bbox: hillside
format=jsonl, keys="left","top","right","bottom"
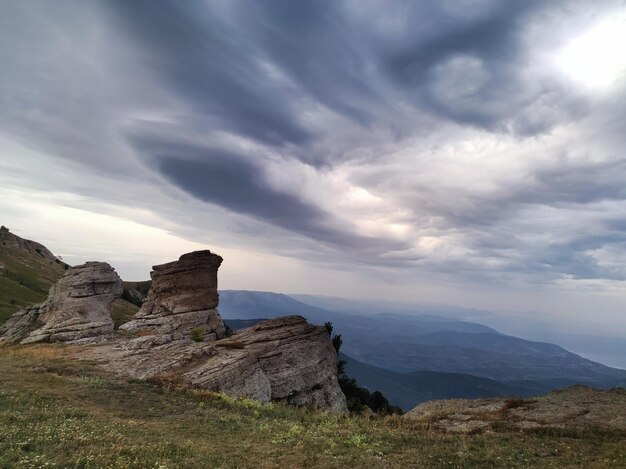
{"left": 340, "top": 353, "right": 538, "bottom": 411}
{"left": 224, "top": 319, "right": 526, "bottom": 411}
{"left": 0, "top": 227, "right": 67, "bottom": 323}
{"left": 1, "top": 344, "right": 624, "bottom": 468}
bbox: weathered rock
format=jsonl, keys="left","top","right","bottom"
{"left": 403, "top": 385, "right": 626, "bottom": 433}
{"left": 0, "top": 262, "right": 123, "bottom": 344}
{"left": 81, "top": 316, "right": 348, "bottom": 413}
{"left": 185, "top": 316, "right": 348, "bottom": 412}
{"left": 3, "top": 245, "right": 348, "bottom": 412}
{"left": 120, "top": 251, "right": 225, "bottom": 340}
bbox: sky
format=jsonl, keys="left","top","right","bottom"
{"left": 1, "top": 0, "right": 626, "bottom": 337}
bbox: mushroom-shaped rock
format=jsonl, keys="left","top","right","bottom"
{"left": 120, "top": 250, "right": 226, "bottom": 340}
{"left": 0, "top": 261, "right": 123, "bottom": 344}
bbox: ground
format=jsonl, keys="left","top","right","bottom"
{"left": 0, "top": 344, "right": 624, "bottom": 468}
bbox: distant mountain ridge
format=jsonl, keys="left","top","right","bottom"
{"left": 219, "top": 290, "right": 626, "bottom": 399}
{"left": 339, "top": 353, "right": 540, "bottom": 411}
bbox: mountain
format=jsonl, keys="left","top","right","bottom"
{"left": 219, "top": 290, "right": 497, "bottom": 335}
{"left": 294, "top": 294, "right": 626, "bottom": 371}
{"left": 0, "top": 226, "right": 68, "bottom": 323}
{"left": 219, "top": 290, "right": 626, "bottom": 391}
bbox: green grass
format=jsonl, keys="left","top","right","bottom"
{"left": 0, "top": 244, "right": 66, "bottom": 324}
{"left": 0, "top": 345, "right": 624, "bottom": 468}
{"left": 111, "top": 299, "right": 140, "bottom": 329}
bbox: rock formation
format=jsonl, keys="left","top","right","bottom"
{"left": 403, "top": 386, "right": 626, "bottom": 433}
{"left": 84, "top": 315, "right": 348, "bottom": 412}
{"left": 0, "top": 262, "right": 123, "bottom": 344}
{"left": 119, "top": 251, "right": 226, "bottom": 340}
{"left": 2, "top": 244, "right": 348, "bottom": 412}
{"left": 185, "top": 315, "right": 347, "bottom": 411}
{"left": 86, "top": 250, "right": 346, "bottom": 412}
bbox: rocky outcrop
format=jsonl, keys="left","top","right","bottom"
{"left": 185, "top": 316, "right": 347, "bottom": 412}
{"left": 120, "top": 251, "right": 225, "bottom": 341}
{"left": 403, "top": 386, "right": 626, "bottom": 433}
{"left": 101, "top": 251, "right": 346, "bottom": 411}
{"left": 2, "top": 244, "right": 347, "bottom": 412}
{"left": 83, "top": 315, "right": 348, "bottom": 413}
{"left": 0, "top": 226, "right": 57, "bottom": 262}
{"left": 0, "top": 262, "right": 123, "bottom": 344}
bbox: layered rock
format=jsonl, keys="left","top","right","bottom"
{"left": 83, "top": 316, "right": 348, "bottom": 413}
{"left": 184, "top": 316, "right": 347, "bottom": 412}
{"left": 120, "top": 250, "right": 225, "bottom": 340}
{"left": 0, "top": 262, "right": 123, "bottom": 344}
{"left": 403, "top": 386, "right": 626, "bottom": 433}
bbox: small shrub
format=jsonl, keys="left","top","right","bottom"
{"left": 190, "top": 327, "right": 204, "bottom": 342}
{"left": 504, "top": 398, "right": 526, "bottom": 410}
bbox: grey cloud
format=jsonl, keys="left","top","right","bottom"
{"left": 104, "top": 0, "right": 314, "bottom": 148}
{"left": 128, "top": 135, "right": 409, "bottom": 256}
{"left": 2, "top": 0, "right": 626, "bottom": 289}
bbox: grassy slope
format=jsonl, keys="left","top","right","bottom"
{"left": 111, "top": 299, "right": 140, "bottom": 329}
{"left": 0, "top": 345, "right": 624, "bottom": 469}
{"left": 0, "top": 243, "right": 66, "bottom": 324}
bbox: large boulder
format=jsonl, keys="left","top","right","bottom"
{"left": 83, "top": 315, "right": 348, "bottom": 413}
{"left": 185, "top": 316, "right": 348, "bottom": 412}
{"left": 0, "top": 261, "right": 123, "bottom": 344}
{"left": 119, "top": 250, "right": 226, "bottom": 340}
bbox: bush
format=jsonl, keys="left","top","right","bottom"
{"left": 190, "top": 327, "right": 204, "bottom": 342}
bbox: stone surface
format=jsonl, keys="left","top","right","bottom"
{"left": 81, "top": 316, "right": 348, "bottom": 413}
{"left": 403, "top": 385, "right": 626, "bottom": 433}
{"left": 0, "top": 262, "right": 123, "bottom": 344}
{"left": 120, "top": 251, "right": 225, "bottom": 340}
{"left": 185, "top": 316, "right": 348, "bottom": 412}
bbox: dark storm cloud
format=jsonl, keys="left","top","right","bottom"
{"left": 385, "top": 0, "right": 535, "bottom": 83}
{"left": 378, "top": 0, "right": 587, "bottom": 132}
{"left": 127, "top": 134, "right": 408, "bottom": 255}
{"left": 103, "top": 1, "right": 314, "bottom": 147}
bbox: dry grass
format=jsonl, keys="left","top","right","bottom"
{"left": 1, "top": 345, "right": 625, "bottom": 468}
{"left": 215, "top": 340, "right": 246, "bottom": 349}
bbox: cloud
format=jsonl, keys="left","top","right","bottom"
{"left": 1, "top": 0, "right": 626, "bottom": 301}
{"left": 126, "top": 134, "right": 410, "bottom": 258}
